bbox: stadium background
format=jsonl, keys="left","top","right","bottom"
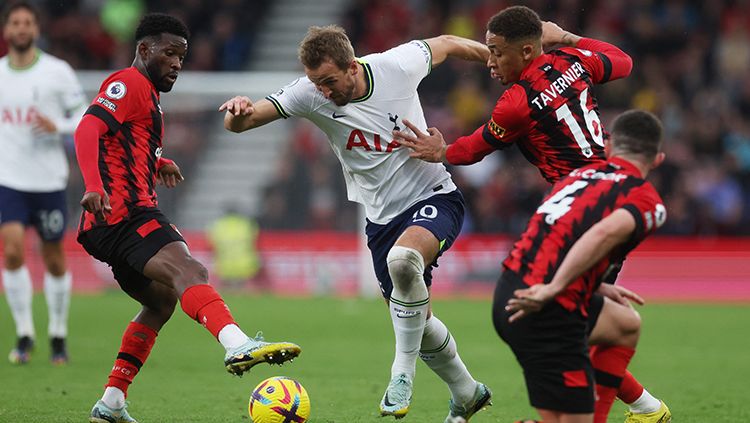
{"left": 0, "top": 0, "right": 748, "bottom": 297}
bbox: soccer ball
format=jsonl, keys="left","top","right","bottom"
{"left": 248, "top": 376, "right": 311, "bottom": 423}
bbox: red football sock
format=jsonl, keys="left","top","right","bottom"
{"left": 106, "top": 321, "right": 158, "bottom": 397}
{"left": 617, "top": 371, "right": 644, "bottom": 404}
{"left": 590, "top": 345, "right": 635, "bottom": 423}
{"left": 180, "top": 284, "right": 236, "bottom": 338}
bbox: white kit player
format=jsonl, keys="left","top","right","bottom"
{"left": 220, "top": 25, "right": 492, "bottom": 421}
{"left": 0, "top": 1, "right": 86, "bottom": 364}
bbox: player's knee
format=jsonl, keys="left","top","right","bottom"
{"left": 168, "top": 256, "right": 209, "bottom": 293}
{"left": 619, "top": 307, "right": 641, "bottom": 336}
{"left": 45, "top": 260, "right": 66, "bottom": 276}
{"left": 3, "top": 246, "right": 24, "bottom": 269}
{"left": 386, "top": 246, "right": 424, "bottom": 291}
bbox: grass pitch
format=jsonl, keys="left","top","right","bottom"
{"left": 0, "top": 293, "right": 748, "bottom": 422}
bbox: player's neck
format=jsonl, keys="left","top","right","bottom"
{"left": 612, "top": 154, "right": 650, "bottom": 178}
{"left": 9, "top": 47, "right": 39, "bottom": 70}
{"left": 353, "top": 62, "right": 367, "bottom": 98}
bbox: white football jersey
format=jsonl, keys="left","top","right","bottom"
{"left": 267, "top": 40, "right": 457, "bottom": 224}
{"left": 0, "top": 50, "right": 86, "bottom": 191}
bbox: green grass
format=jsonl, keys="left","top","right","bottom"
{"left": 0, "top": 293, "right": 748, "bottom": 422}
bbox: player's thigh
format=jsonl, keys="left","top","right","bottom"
{"left": 0, "top": 222, "right": 26, "bottom": 264}
{"left": 365, "top": 191, "right": 464, "bottom": 299}
{"left": 588, "top": 297, "right": 641, "bottom": 346}
{"left": 0, "top": 186, "right": 30, "bottom": 264}
{"left": 495, "top": 271, "right": 594, "bottom": 415}
{"left": 394, "top": 225, "right": 439, "bottom": 263}
{"left": 142, "top": 240, "right": 207, "bottom": 293}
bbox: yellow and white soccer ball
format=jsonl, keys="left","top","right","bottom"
{"left": 249, "top": 376, "right": 311, "bottom": 423}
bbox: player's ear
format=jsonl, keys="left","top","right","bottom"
{"left": 136, "top": 40, "right": 150, "bottom": 61}
{"left": 348, "top": 59, "right": 358, "bottom": 75}
{"left": 651, "top": 151, "right": 666, "bottom": 170}
{"left": 521, "top": 42, "right": 535, "bottom": 60}
{"left": 604, "top": 137, "right": 612, "bottom": 157}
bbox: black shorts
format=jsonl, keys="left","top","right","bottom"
{"left": 586, "top": 293, "right": 604, "bottom": 336}
{"left": 78, "top": 208, "right": 185, "bottom": 292}
{"left": 492, "top": 270, "right": 594, "bottom": 414}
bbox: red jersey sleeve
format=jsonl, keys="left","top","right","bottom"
{"left": 620, "top": 183, "right": 667, "bottom": 242}
{"left": 445, "top": 85, "right": 529, "bottom": 165}
{"left": 559, "top": 38, "right": 633, "bottom": 83}
{"left": 84, "top": 68, "right": 149, "bottom": 134}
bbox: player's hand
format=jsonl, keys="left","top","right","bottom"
{"left": 541, "top": 21, "right": 576, "bottom": 49}
{"left": 80, "top": 190, "right": 112, "bottom": 221}
{"left": 596, "top": 283, "right": 645, "bottom": 307}
{"left": 32, "top": 113, "right": 57, "bottom": 134}
{"left": 392, "top": 119, "right": 447, "bottom": 162}
{"left": 505, "top": 283, "right": 558, "bottom": 322}
{"left": 157, "top": 162, "right": 184, "bottom": 188}
{"left": 219, "top": 96, "right": 255, "bottom": 116}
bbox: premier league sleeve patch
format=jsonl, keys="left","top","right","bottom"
{"left": 105, "top": 81, "right": 127, "bottom": 100}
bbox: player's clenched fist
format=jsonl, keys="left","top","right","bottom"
{"left": 219, "top": 95, "right": 255, "bottom": 116}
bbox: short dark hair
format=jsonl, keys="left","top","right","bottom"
{"left": 2, "top": 1, "right": 39, "bottom": 27}
{"left": 134, "top": 13, "right": 190, "bottom": 43}
{"left": 299, "top": 25, "right": 354, "bottom": 70}
{"left": 487, "top": 6, "right": 542, "bottom": 43}
{"left": 610, "top": 110, "right": 663, "bottom": 158}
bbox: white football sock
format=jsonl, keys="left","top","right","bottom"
{"left": 420, "top": 315, "right": 477, "bottom": 405}
{"left": 2, "top": 266, "right": 35, "bottom": 337}
{"left": 628, "top": 388, "right": 662, "bottom": 413}
{"left": 102, "top": 386, "right": 126, "bottom": 409}
{"left": 387, "top": 246, "right": 429, "bottom": 380}
{"left": 218, "top": 324, "right": 250, "bottom": 351}
{"left": 44, "top": 271, "right": 72, "bottom": 338}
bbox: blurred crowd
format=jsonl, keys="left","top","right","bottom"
{"left": 0, "top": 0, "right": 270, "bottom": 70}
{"left": 5, "top": 0, "right": 749, "bottom": 236}
{"left": 268, "top": 0, "right": 750, "bottom": 236}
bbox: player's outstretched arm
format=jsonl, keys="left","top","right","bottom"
{"left": 220, "top": 96, "right": 281, "bottom": 132}
{"left": 506, "top": 208, "right": 637, "bottom": 322}
{"left": 542, "top": 21, "right": 632, "bottom": 81}
{"left": 74, "top": 114, "right": 112, "bottom": 219}
{"left": 424, "top": 35, "right": 490, "bottom": 68}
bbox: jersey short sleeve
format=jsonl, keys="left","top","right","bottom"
{"left": 58, "top": 61, "right": 86, "bottom": 113}
{"left": 85, "top": 69, "right": 148, "bottom": 134}
{"left": 386, "top": 40, "right": 432, "bottom": 86}
{"left": 620, "top": 183, "right": 667, "bottom": 242}
{"left": 265, "top": 77, "right": 316, "bottom": 119}
{"left": 484, "top": 85, "right": 531, "bottom": 149}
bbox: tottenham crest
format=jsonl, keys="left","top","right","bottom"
{"left": 105, "top": 81, "right": 127, "bottom": 100}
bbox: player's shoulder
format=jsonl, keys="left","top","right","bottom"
{"left": 100, "top": 67, "right": 151, "bottom": 96}
{"left": 271, "top": 75, "right": 317, "bottom": 99}
{"left": 37, "top": 51, "right": 74, "bottom": 70}
{"left": 552, "top": 46, "right": 595, "bottom": 60}
{"left": 364, "top": 40, "right": 429, "bottom": 65}
{"left": 493, "top": 84, "right": 528, "bottom": 114}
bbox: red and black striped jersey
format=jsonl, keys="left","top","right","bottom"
{"left": 78, "top": 67, "right": 163, "bottom": 232}
{"left": 446, "top": 38, "right": 632, "bottom": 184}
{"left": 503, "top": 157, "right": 666, "bottom": 315}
